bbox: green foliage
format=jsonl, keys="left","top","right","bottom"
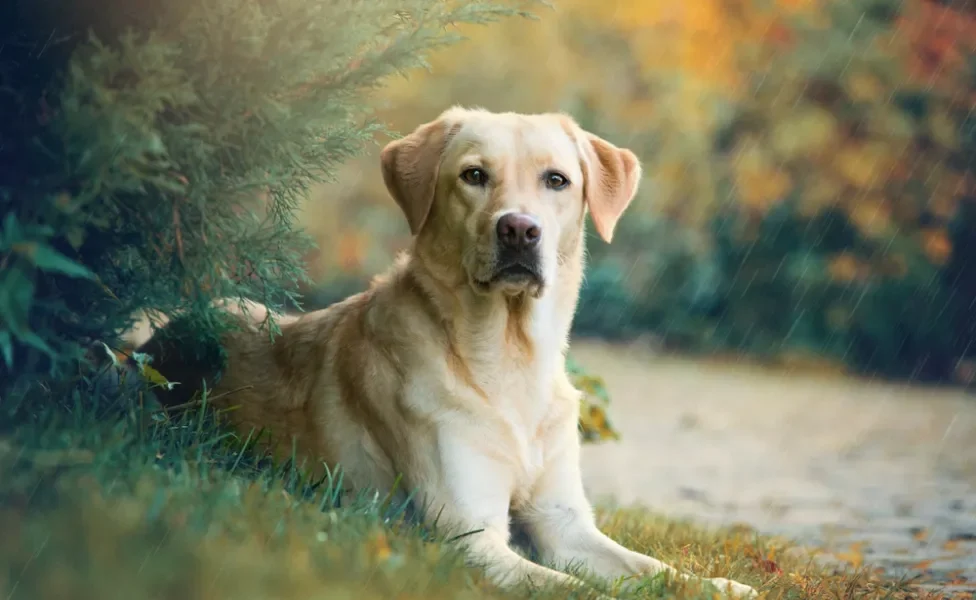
{"left": 580, "top": 200, "right": 973, "bottom": 381}
{"left": 0, "top": 0, "right": 542, "bottom": 394}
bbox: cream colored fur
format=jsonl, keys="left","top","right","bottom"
{"left": 125, "top": 107, "right": 756, "bottom": 599}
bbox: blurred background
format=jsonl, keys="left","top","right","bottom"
{"left": 293, "top": 0, "right": 976, "bottom": 591}
{"left": 301, "top": 0, "right": 976, "bottom": 386}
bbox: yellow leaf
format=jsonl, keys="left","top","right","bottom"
{"left": 834, "top": 542, "right": 865, "bottom": 568}
{"left": 140, "top": 364, "right": 178, "bottom": 390}
{"left": 847, "top": 195, "right": 893, "bottom": 239}
{"left": 800, "top": 176, "right": 843, "bottom": 217}
{"left": 733, "top": 142, "right": 792, "bottom": 213}
{"left": 770, "top": 106, "right": 839, "bottom": 162}
{"left": 367, "top": 530, "right": 392, "bottom": 561}
{"left": 846, "top": 72, "right": 886, "bottom": 103}
{"left": 834, "top": 143, "right": 898, "bottom": 190}
{"left": 132, "top": 352, "right": 179, "bottom": 390}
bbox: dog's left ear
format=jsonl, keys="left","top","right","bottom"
{"left": 580, "top": 133, "right": 642, "bottom": 243}
{"left": 380, "top": 118, "right": 452, "bottom": 236}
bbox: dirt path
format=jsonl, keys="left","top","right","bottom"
{"left": 574, "top": 340, "right": 976, "bottom": 595}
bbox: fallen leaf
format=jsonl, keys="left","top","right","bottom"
{"left": 834, "top": 542, "right": 865, "bottom": 568}
{"left": 367, "top": 530, "right": 393, "bottom": 561}
{"left": 140, "top": 363, "right": 180, "bottom": 391}
{"left": 756, "top": 558, "right": 783, "bottom": 575}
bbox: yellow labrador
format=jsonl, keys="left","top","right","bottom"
{"left": 128, "top": 107, "right": 756, "bottom": 598}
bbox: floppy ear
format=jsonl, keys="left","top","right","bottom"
{"left": 580, "top": 133, "right": 642, "bottom": 243}
{"left": 380, "top": 118, "right": 451, "bottom": 236}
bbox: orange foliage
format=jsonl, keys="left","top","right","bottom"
{"left": 921, "top": 228, "right": 953, "bottom": 266}
{"left": 894, "top": 1, "right": 976, "bottom": 93}
{"left": 732, "top": 141, "right": 793, "bottom": 213}
{"left": 578, "top": 0, "right": 811, "bottom": 96}
{"left": 300, "top": 0, "right": 976, "bottom": 286}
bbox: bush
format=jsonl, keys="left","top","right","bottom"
{"left": 578, "top": 0, "right": 976, "bottom": 381}
{"left": 0, "top": 0, "right": 541, "bottom": 395}
{"left": 298, "top": 0, "right": 975, "bottom": 384}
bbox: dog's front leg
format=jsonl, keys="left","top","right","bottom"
{"left": 522, "top": 423, "right": 757, "bottom": 599}
{"left": 422, "top": 425, "right": 597, "bottom": 595}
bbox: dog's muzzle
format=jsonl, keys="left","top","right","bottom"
{"left": 486, "top": 212, "right": 544, "bottom": 288}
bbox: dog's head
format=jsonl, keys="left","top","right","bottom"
{"left": 381, "top": 107, "right": 641, "bottom": 298}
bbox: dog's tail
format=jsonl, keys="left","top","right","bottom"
{"left": 119, "top": 298, "right": 284, "bottom": 351}
{"left": 120, "top": 309, "right": 169, "bottom": 350}
{"left": 114, "top": 298, "right": 291, "bottom": 407}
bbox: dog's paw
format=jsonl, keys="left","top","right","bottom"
{"left": 707, "top": 577, "right": 758, "bottom": 598}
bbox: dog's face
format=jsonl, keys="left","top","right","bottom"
{"left": 381, "top": 107, "right": 641, "bottom": 298}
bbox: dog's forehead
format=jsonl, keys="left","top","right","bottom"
{"left": 450, "top": 113, "right": 579, "bottom": 164}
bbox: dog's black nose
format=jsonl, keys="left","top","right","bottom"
{"left": 496, "top": 213, "right": 541, "bottom": 251}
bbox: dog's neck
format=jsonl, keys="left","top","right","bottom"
{"left": 405, "top": 241, "right": 585, "bottom": 369}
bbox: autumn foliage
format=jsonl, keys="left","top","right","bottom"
{"left": 303, "top": 0, "right": 976, "bottom": 384}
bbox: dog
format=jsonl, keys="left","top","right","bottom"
{"left": 126, "top": 107, "right": 757, "bottom": 599}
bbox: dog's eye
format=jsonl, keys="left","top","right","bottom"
{"left": 544, "top": 171, "right": 570, "bottom": 191}
{"left": 460, "top": 168, "right": 488, "bottom": 186}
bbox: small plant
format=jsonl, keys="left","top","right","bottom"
{"left": 568, "top": 355, "right": 621, "bottom": 442}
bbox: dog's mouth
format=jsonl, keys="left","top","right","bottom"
{"left": 474, "top": 260, "right": 544, "bottom": 294}
{"left": 493, "top": 263, "right": 540, "bottom": 282}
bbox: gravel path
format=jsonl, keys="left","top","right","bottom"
{"left": 574, "top": 340, "right": 976, "bottom": 596}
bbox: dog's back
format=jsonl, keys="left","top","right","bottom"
{"left": 129, "top": 265, "right": 447, "bottom": 494}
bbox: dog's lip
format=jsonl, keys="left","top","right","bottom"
{"left": 475, "top": 262, "right": 543, "bottom": 287}
{"left": 492, "top": 264, "right": 537, "bottom": 281}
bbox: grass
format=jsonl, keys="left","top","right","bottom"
{"left": 0, "top": 373, "right": 929, "bottom": 600}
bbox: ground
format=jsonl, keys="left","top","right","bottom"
{"left": 574, "top": 339, "right": 976, "bottom": 598}
{"left": 1, "top": 341, "right": 971, "bottom": 599}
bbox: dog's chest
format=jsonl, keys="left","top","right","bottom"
{"left": 488, "top": 299, "right": 563, "bottom": 480}
{"left": 477, "top": 353, "right": 556, "bottom": 487}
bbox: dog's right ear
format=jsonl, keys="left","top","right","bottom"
{"left": 380, "top": 118, "right": 452, "bottom": 236}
